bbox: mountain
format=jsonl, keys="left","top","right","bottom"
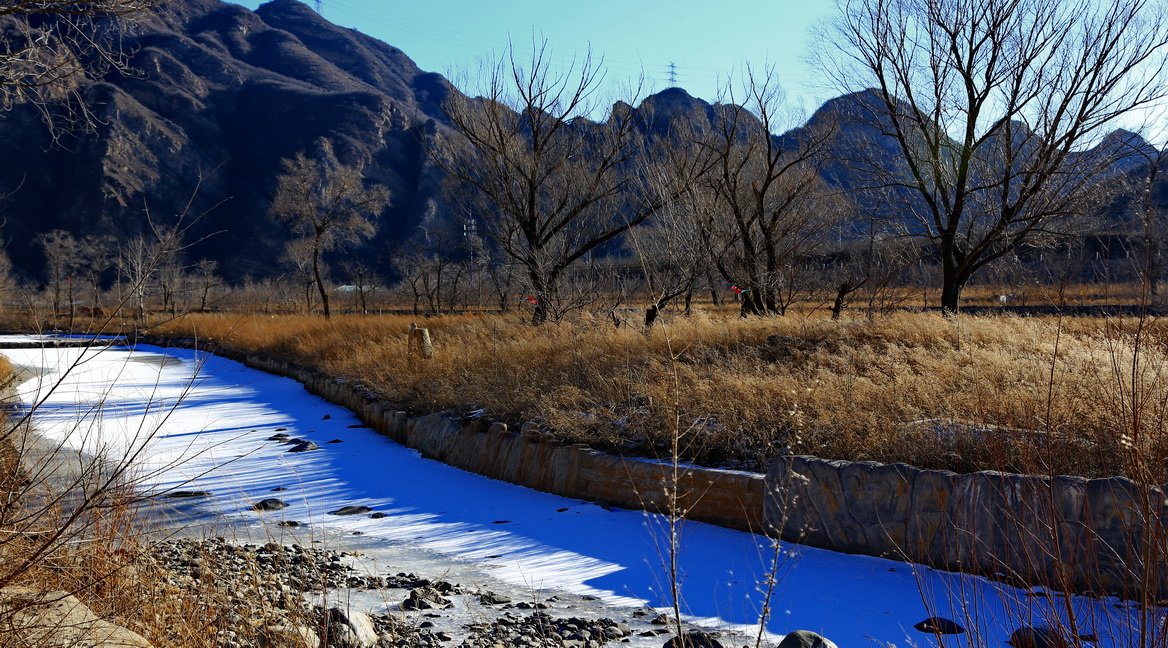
{"left": 0, "top": 0, "right": 1161, "bottom": 285}
{"left": 0, "top": 0, "right": 452, "bottom": 281}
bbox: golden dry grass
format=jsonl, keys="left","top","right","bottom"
{"left": 144, "top": 308, "right": 1168, "bottom": 478}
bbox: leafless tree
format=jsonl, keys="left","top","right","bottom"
{"left": 191, "top": 258, "right": 219, "bottom": 312}
{"left": 1108, "top": 131, "right": 1168, "bottom": 304}
{"left": 821, "top": 0, "right": 1168, "bottom": 312}
{"left": 116, "top": 234, "right": 160, "bottom": 317}
{"left": 36, "top": 229, "right": 80, "bottom": 317}
{"left": 697, "top": 68, "right": 843, "bottom": 317}
{"left": 269, "top": 139, "right": 390, "bottom": 319}
{"left": 280, "top": 236, "right": 319, "bottom": 315}
{"left": 77, "top": 234, "right": 114, "bottom": 312}
{"left": 341, "top": 260, "right": 378, "bottom": 314}
{"left": 0, "top": 0, "right": 165, "bottom": 135}
{"left": 438, "top": 41, "right": 690, "bottom": 324}
{"left": 391, "top": 227, "right": 469, "bottom": 316}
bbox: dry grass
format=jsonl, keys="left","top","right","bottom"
{"left": 143, "top": 308, "right": 1168, "bottom": 478}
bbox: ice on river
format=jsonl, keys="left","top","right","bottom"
{"left": 1, "top": 337, "right": 1152, "bottom": 648}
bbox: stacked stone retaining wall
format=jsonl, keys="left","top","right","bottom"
{"left": 764, "top": 455, "right": 1168, "bottom": 597}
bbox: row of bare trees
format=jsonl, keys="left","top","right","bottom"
{"left": 429, "top": 0, "right": 1168, "bottom": 320}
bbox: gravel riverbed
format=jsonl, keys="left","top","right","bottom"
{"left": 148, "top": 536, "right": 736, "bottom": 648}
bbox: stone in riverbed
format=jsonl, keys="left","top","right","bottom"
{"left": 165, "top": 490, "right": 209, "bottom": 498}
{"left": 251, "top": 498, "right": 288, "bottom": 511}
{"left": 1006, "top": 626, "right": 1069, "bottom": 648}
{"left": 663, "top": 630, "right": 725, "bottom": 648}
{"left": 914, "top": 617, "right": 966, "bottom": 635}
{"left": 328, "top": 505, "right": 372, "bottom": 516}
{"left": 287, "top": 441, "right": 319, "bottom": 453}
{"left": 777, "top": 630, "right": 839, "bottom": 648}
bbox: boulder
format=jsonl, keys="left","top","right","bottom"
{"left": 325, "top": 607, "right": 378, "bottom": 648}
{"left": 663, "top": 630, "right": 725, "bottom": 648}
{"left": 913, "top": 617, "right": 966, "bottom": 635}
{"left": 1006, "top": 626, "right": 1069, "bottom": 648}
{"left": 0, "top": 587, "right": 154, "bottom": 648}
{"left": 261, "top": 623, "right": 320, "bottom": 648}
{"left": 328, "top": 505, "right": 373, "bottom": 516}
{"left": 251, "top": 498, "right": 289, "bottom": 511}
{"left": 777, "top": 630, "right": 838, "bottom": 648}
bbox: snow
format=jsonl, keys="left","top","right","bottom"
{"left": 1, "top": 337, "right": 1152, "bottom": 647}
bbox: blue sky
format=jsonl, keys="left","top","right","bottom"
{"left": 230, "top": 0, "right": 837, "bottom": 112}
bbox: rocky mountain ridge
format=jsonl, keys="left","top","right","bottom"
{"left": 0, "top": 0, "right": 1158, "bottom": 283}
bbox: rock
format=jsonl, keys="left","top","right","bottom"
{"left": 777, "top": 630, "right": 839, "bottom": 648}
{"left": 288, "top": 441, "right": 320, "bottom": 453}
{"left": 369, "top": 512, "right": 388, "bottom": 519}
{"left": 251, "top": 498, "right": 289, "bottom": 511}
{"left": 663, "top": 630, "right": 724, "bottom": 648}
{"left": 914, "top": 617, "right": 966, "bottom": 634}
{"left": 261, "top": 623, "right": 320, "bottom": 648}
{"left": 278, "top": 520, "right": 302, "bottom": 527}
{"left": 165, "top": 490, "right": 210, "bottom": 498}
{"left": 1006, "top": 626, "right": 1069, "bottom": 648}
{"left": 326, "top": 607, "right": 378, "bottom": 648}
{"left": 479, "top": 591, "right": 512, "bottom": 605}
{"left": 268, "top": 433, "right": 290, "bottom": 440}
{"left": 0, "top": 588, "right": 154, "bottom": 648}
{"left": 329, "top": 505, "right": 373, "bottom": 516}
{"left": 401, "top": 587, "right": 450, "bottom": 611}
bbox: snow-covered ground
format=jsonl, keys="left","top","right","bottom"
{"left": 1, "top": 337, "right": 1149, "bottom": 647}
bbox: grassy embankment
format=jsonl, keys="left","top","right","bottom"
{"left": 147, "top": 309, "right": 1166, "bottom": 479}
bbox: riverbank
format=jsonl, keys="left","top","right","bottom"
{"left": 144, "top": 311, "right": 1161, "bottom": 479}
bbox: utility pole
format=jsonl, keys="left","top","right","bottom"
{"left": 667, "top": 61, "right": 678, "bottom": 87}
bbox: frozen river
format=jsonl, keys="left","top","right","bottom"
{"left": 1, "top": 336, "right": 1146, "bottom": 647}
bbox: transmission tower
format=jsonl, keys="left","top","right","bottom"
{"left": 313, "top": 0, "right": 323, "bottom": 13}
{"left": 667, "top": 61, "right": 678, "bottom": 86}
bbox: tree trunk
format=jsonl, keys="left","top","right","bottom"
{"left": 940, "top": 266, "right": 963, "bottom": 314}
{"left": 312, "top": 246, "right": 330, "bottom": 318}
{"left": 831, "top": 282, "right": 853, "bottom": 320}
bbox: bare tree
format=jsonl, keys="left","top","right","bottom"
{"left": 36, "top": 229, "right": 80, "bottom": 317}
{"left": 192, "top": 258, "right": 219, "bottom": 312}
{"left": 438, "top": 41, "right": 687, "bottom": 324}
{"left": 280, "top": 236, "right": 319, "bottom": 315}
{"left": 1110, "top": 131, "right": 1168, "bottom": 303}
{"left": 698, "top": 69, "right": 842, "bottom": 316}
{"left": 269, "top": 139, "right": 390, "bottom": 319}
{"left": 821, "top": 0, "right": 1168, "bottom": 312}
{"left": 0, "top": 0, "right": 165, "bottom": 135}
{"left": 77, "top": 234, "right": 114, "bottom": 313}
{"left": 341, "top": 261, "right": 378, "bottom": 314}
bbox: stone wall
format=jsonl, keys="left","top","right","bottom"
{"left": 142, "top": 337, "right": 765, "bottom": 533}
{"left": 764, "top": 455, "right": 1168, "bottom": 597}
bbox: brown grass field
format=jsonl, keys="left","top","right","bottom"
{"left": 142, "top": 307, "right": 1168, "bottom": 479}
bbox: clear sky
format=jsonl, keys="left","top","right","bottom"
{"left": 229, "top": 0, "right": 839, "bottom": 112}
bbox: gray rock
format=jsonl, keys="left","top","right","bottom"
{"left": 251, "top": 498, "right": 288, "bottom": 511}
{"left": 329, "top": 505, "right": 373, "bottom": 516}
{"left": 326, "top": 608, "right": 378, "bottom": 648}
{"left": 288, "top": 440, "right": 320, "bottom": 453}
{"left": 663, "top": 630, "right": 724, "bottom": 648}
{"left": 165, "top": 490, "right": 210, "bottom": 498}
{"left": 914, "top": 617, "right": 966, "bottom": 634}
{"left": 1006, "top": 626, "right": 1069, "bottom": 648}
{"left": 777, "top": 630, "right": 838, "bottom": 648}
